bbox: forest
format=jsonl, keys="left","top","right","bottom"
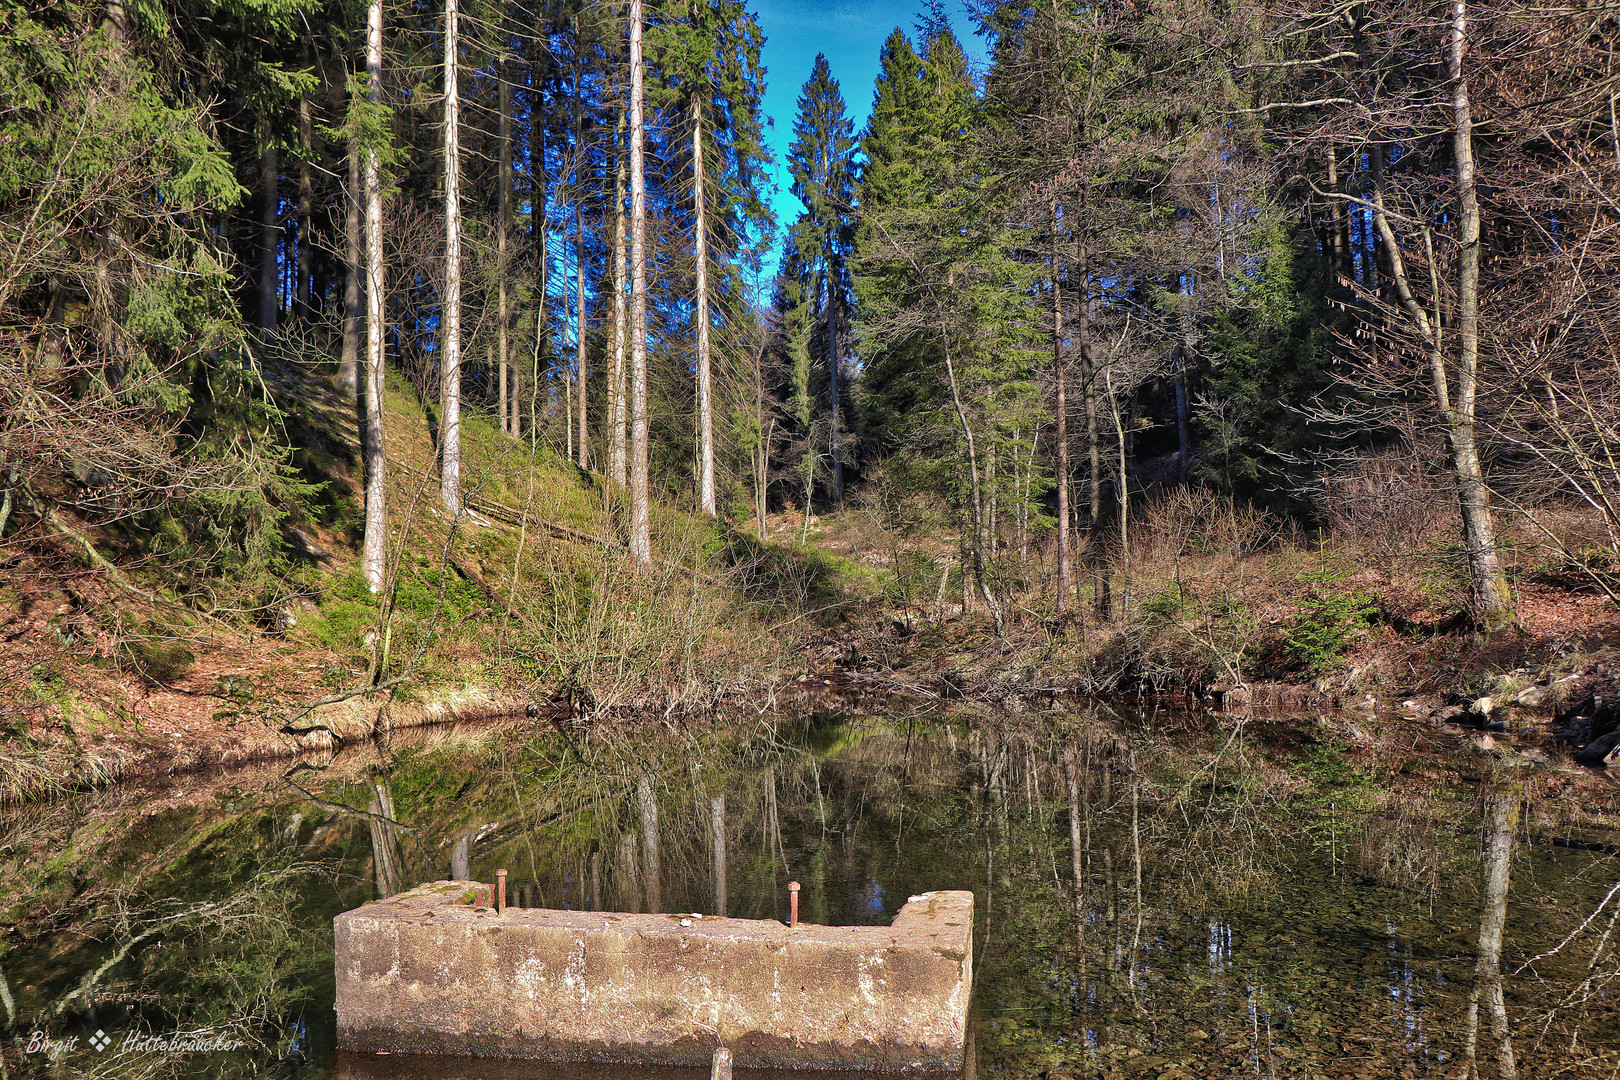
{"left": 3, "top": 0, "right": 1620, "bottom": 780}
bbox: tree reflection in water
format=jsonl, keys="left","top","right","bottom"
{"left": 1, "top": 710, "right": 1618, "bottom": 1079}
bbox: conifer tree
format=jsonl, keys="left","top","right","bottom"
{"left": 784, "top": 55, "right": 856, "bottom": 509}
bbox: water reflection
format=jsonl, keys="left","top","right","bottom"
{"left": 0, "top": 712, "right": 1617, "bottom": 1079}
{"left": 1461, "top": 784, "right": 1518, "bottom": 1080}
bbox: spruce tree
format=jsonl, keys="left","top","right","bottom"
{"left": 784, "top": 54, "right": 856, "bottom": 509}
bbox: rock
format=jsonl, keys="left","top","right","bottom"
{"left": 1470, "top": 695, "right": 1494, "bottom": 718}
{"left": 1575, "top": 729, "right": 1620, "bottom": 767}
{"left": 1434, "top": 705, "right": 1467, "bottom": 724}
{"left": 1557, "top": 690, "right": 1620, "bottom": 741}
{"left": 1514, "top": 685, "right": 1548, "bottom": 709}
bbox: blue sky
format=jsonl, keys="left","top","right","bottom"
{"left": 750, "top": 0, "right": 989, "bottom": 271}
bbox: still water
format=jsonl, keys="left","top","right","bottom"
{"left": 2, "top": 706, "right": 1618, "bottom": 1079}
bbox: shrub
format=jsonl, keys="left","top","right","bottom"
{"left": 1284, "top": 580, "right": 1376, "bottom": 673}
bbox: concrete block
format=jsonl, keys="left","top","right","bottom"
{"left": 334, "top": 881, "right": 973, "bottom": 1072}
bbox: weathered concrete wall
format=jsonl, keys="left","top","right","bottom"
{"left": 334, "top": 881, "right": 972, "bottom": 1072}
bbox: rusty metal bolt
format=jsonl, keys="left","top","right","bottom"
{"left": 497, "top": 869, "right": 507, "bottom": 915}
{"left": 788, "top": 880, "right": 800, "bottom": 928}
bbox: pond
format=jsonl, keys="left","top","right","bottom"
{"left": 3, "top": 705, "right": 1619, "bottom": 1079}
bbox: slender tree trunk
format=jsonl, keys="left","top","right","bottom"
{"left": 1107, "top": 363, "right": 1129, "bottom": 620}
{"left": 694, "top": 97, "right": 716, "bottom": 516}
{"left": 1446, "top": 0, "right": 1513, "bottom": 629}
{"left": 937, "top": 297, "right": 1003, "bottom": 636}
{"left": 1173, "top": 273, "right": 1193, "bottom": 483}
{"left": 1064, "top": 747, "right": 1084, "bottom": 923}
{"left": 825, "top": 270, "right": 844, "bottom": 508}
{"left": 575, "top": 200, "right": 586, "bottom": 467}
{"left": 710, "top": 793, "right": 727, "bottom": 917}
{"left": 1053, "top": 209, "right": 1070, "bottom": 613}
{"left": 527, "top": 126, "right": 549, "bottom": 443}
{"left": 628, "top": 0, "right": 651, "bottom": 569}
{"left": 367, "top": 785, "right": 402, "bottom": 898}
{"left": 574, "top": 69, "right": 588, "bottom": 470}
{"left": 296, "top": 96, "right": 314, "bottom": 315}
{"left": 1079, "top": 244, "right": 1108, "bottom": 620}
{"left": 360, "top": 0, "right": 388, "bottom": 591}
{"left": 1461, "top": 786, "right": 1519, "bottom": 1079}
{"left": 610, "top": 108, "right": 628, "bottom": 485}
{"left": 754, "top": 340, "right": 769, "bottom": 535}
{"left": 498, "top": 54, "right": 511, "bottom": 434}
{"left": 637, "top": 773, "right": 661, "bottom": 913}
{"left": 439, "top": 0, "right": 462, "bottom": 515}
{"left": 259, "top": 124, "right": 279, "bottom": 335}
{"left": 1326, "top": 148, "right": 1349, "bottom": 283}
{"left": 1362, "top": 21, "right": 1513, "bottom": 630}
{"left": 339, "top": 129, "right": 362, "bottom": 398}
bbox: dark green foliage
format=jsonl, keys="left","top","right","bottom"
{"left": 1284, "top": 573, "right": 1376, "bottom": 674}
{"left": 1196, "top": 225, "right": 1338, "bottom": 507}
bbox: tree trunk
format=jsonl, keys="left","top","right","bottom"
{"left": 1079, "top": 244, "right": 1108, "bottom": 620}
{"left": 1362, "top": 11, "right": 1513, "bottom": 630}
{"left": 1053, "top": 210, "right": 1070, "bottom": 613}
{"left": 1461, "top": 785, "right": 1519, "bottom": 1079}
{"left": 937, "top": 296, "right": 1003, "bottom": 636}
{"left": 1446, "top": 0, "right": 1513, "bottom": 629}
{"left": 439, "top": 0, "right": 462, "bottom": 515}
{"left": 296, "top": 95, "right": 314, "bottom": 315}
{"left": 610, "top": 108, "right": 628, "bottom": 485}
{"left": 1107, "top": 362, "right": 1129, "bottom": 620}
{"left": 754, "top": 341, "right": 770, "bottom": 536}
{"left": 637, "top": 773, "right": 661, "bottom": 913}
{"left": 1326, "top": 148, "right": 1350, "bottom": 283}
{"left": 628, "top": 0, "right": 652, "bottom": 570}
{"left": 259, "top": 124, "right": 279, "bottom": 335}
{"left": 527, "top": 125, "right": 549, "bottom": 444}
{"left": 710, "top": 793, "right": 727, "bottom": 917}
{"left": 694, "top": 97, "right": 716, "bottom": 516}
{"left": 825, "top": 270, "right": 844, "bottom": 509}
{"left": 498, "top": 53, "right": 511, "bottom": 434}
{"left": 339, "top": 127, "right": 362, "bottom": 398}
{"left": 360, "top": 0, "right": 388, "bottom": 591}
{"left": 574, "top": 69, "right": 588, "bottom": 470}
{"left": 1173, "top": 273, "right": 1193, "bottom": 483}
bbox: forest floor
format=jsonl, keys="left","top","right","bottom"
{"left": 4, "top": 363, "right": 1620, "bottom": 803}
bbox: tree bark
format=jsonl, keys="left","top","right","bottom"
{"left": 1053, "top": 205, "right": 1070, "bottom": 613}
{"left": 694, "top": 96, "right": 716, "bottom": 516}
{"left": 637, "top": 773, "right": 661, "bottom": 913}
{"left": 1173, "top": 273, "right": 1194, "bottom": 483}
{"left": 360, "top": 0, "right": 389, "bottom": 591}
{"left": 825, "top": 269, "right": 845, "bottom": 508}
{"left": 1461, "top": 786, "right": 1519, "bottom": 1079}
{"left": 498, "top": 51, "right": 511, "bottom": 434}
{"left": 296, "top": 95, "right": 314, "bottom": 315}
{"left": 339, "top": 126, "right": 362, "bottom": 398}
{"left": 753, "top": 340, "right": 770, "bottom": 536}
{"left": 574, "top": 63, "right": 588, "bottom": 470}
{"left": 610, "top": 107, "right": 628, "bottom": 485}
{"left": 259, "top": 124, "right": 279, "bottom": 335}
{"left": 1361, "top": 14, "right": 1514, "bottom": 630}
{"left": 1446, "top": 0, "right": 1513, "bottom": 629}
{"left": 440, "top": 0, "right": 462, "bottom": 515}
{"left": 710, "top": 793, "right": 727, "bottom": 917}
{"left": 628, "top": 0, "right": 652, "bottom": 569}
{"left": 527, "top": 124, "right": 550, "bottom": 443}
{"left": 937, "top": 294, "right": 1003, "bottom": 636}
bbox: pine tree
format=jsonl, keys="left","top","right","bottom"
{"left": 784, "top": 54, "right": 856, "bottom": 508}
